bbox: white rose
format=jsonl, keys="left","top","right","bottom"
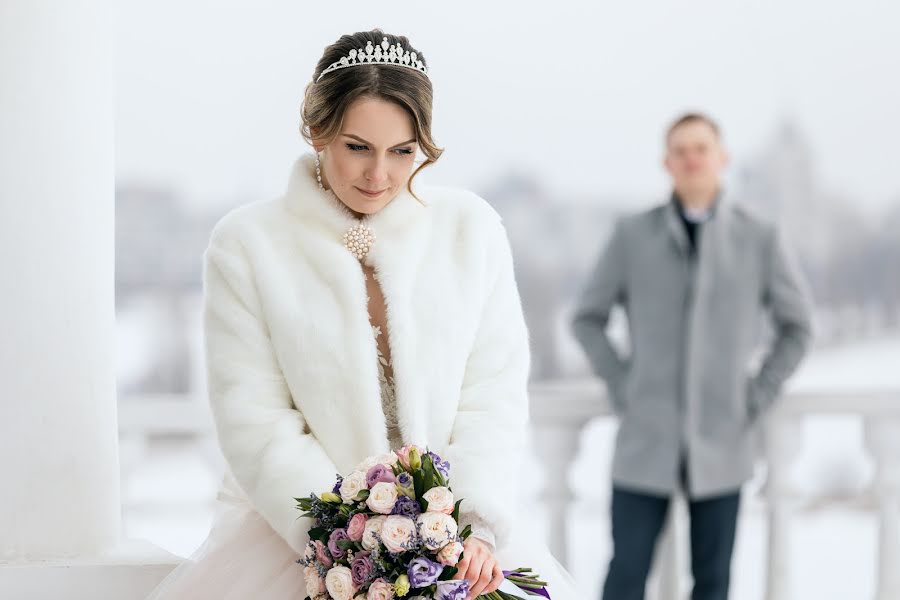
{"left": 367, "top": 579, "right": 395, "bottom": 600}
{"left": 436, "top": 540, "right": 464, "bottom": 566}
{"left": 374, "top": 452, "right": 399, "bottom": 467}
{"left": 362, "top": 515, "right": 388, "bottom": 551}
{"left": 304, "top": 565, "right": 326, "bottom": 598}
{"left": 380, "top": 515, "right": 417, "bottom": 554}
{"left": 356, "top": 456, "right": 379, "bottom": 473}
{"left": 422, "top": 486, "right": 454, "bottom": 514}
{"left": 340, "top": 471, "right": 368, "bottom": 503}
{"left": 416, "top": 512, "right": 458, "bottom": 551}
{"left": 356, "top": 452, "right": 398, "bottom": 473}
{"left": 366, "top": 481, "right": 399, "bottom": 514}
{"left": 325, "top": 566, "right": 354, "bottom": 600}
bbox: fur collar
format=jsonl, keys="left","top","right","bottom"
{"left": 278, "top": 154, "right": 438, "bottom": 458}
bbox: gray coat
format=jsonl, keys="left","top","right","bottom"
{"left": 572, "top": 199, "right": 813, "bottom": 498}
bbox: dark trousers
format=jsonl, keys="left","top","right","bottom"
{"left": 601, "top": 486, "right": 740, "bottom": 600}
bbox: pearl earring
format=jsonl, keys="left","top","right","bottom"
{"left": 316, "top": 151, "right": 324, "bottom": 191}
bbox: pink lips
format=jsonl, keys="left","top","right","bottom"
{"left": 355, "top": 186, "right": 387, "bottom": 199}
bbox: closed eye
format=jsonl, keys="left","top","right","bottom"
{"left": 346, "top": 143, "right": 368, "bottom": 152}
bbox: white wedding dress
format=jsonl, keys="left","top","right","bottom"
{"left": 146, "top": 276, "right": 582, "bottom": 600}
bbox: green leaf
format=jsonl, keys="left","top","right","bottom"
{"left": 459, "top": 524, "right": 472, "bottom": 540}
{"left": 451, "top": 498, "right": 463, "bottom": 522}
{"left": 308, "top": 527, "right": 329, "bottom": 543}
{"left": 412, "top": 468, "right": 425, "bottom": 499}
{"left": 422, "top": 456, "right": 436, "bottom": 491}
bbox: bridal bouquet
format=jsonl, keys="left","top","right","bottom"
{"left": 296, "top": 444, "right": 550, "bottom": 600}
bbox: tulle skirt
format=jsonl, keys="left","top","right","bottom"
{"left": 146, "top": 486, "right": 584, "bottom": 600}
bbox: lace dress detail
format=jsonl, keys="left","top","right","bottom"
{"left": 372, "top": 324, "right": 404, "bottom": 450}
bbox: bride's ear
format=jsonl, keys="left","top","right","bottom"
{"left": 311, "top": 127, "right": 326, "bottom": 153}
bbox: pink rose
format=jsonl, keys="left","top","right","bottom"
{"left": 395, "top": 444, "right": 422, "bottom": 469}
{"left": 315, "top": 539, "right": 333, "bottom": 568}
{"left": 347, "top": 513, "right": 368, "bottom": 542}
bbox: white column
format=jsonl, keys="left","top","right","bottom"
{"left": 0, "top": 0, "right": 119, "bottom": 558}
{"left": 763, "top": 415, "right": 803, "bottom": 600}
{"left": 865, "top": 416, "right": 900, "bottom": 600}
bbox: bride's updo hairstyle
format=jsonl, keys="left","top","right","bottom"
{"left": 301, "top": 29, "right": 443, "bottom": 196}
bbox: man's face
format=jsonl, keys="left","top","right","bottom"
{"left": 664, "top": 121, "right": 728, "bottom": 194}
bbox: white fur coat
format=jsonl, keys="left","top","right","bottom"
{"left": 203, "top": 155, "right": 530, "bottom": 555}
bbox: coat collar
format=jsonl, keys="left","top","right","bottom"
{"left": 280, "top": 154, "right": 435, "bottom": 455}
{"left": 282, "top": 154, "right": 428, "bottom": 249}
{"left": 664, "top": 189, "right": 732, "bottom": 257}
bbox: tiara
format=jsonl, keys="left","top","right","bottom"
{"left": 316, "top": 37, "right": 429, "bottom": 83}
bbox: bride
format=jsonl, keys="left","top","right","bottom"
{"left": 147, "top": 29, "right": 582, "bottom": 599}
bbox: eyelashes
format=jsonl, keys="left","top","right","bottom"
{"left": 345, "top": 143, "right": 414, "bottom": 156}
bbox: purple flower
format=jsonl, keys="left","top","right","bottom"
{"left": 332, "top": 475, "right": 343, "bottom": 495}
{"left": 391, "top": 495, "right": 421, "bottom": 518}
{"left": 435, "top": 579, "right": 469, "bottom": 600}
{"left": 366, "top": 463, "right": 396, "bottom": 488}
{"left": 327, "top": 528, "right": 349, "bottom": 559}
{"left": 397, "top": 472, "right": 412, "bottom": 486}
{"left": 426, "top": 451, "right": 450, "bottom": 477}
{"left": 350, "top": 551, "right": 375, "bottom": 586}
{"left": 407, "top": 556, "right": 443, "bottom": 588}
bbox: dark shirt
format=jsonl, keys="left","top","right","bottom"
{"left": 672, "top": 192, "right": 719, "bottom": 254}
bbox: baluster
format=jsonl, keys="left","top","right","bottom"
{"left": 864, "top": 415, "right": 900, "bottom": 600}
{"left": 764, "top": 415, "right": 804, "bottom": 600}
{"left": 533, "top": 421, "right": 582, "bottom": 567}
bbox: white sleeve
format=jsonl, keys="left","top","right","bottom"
{"left": 444, "top": 218, "right": 531, "bottom": 549}
{"left": 203, "top": 229, "right": 339, "bottom": 554}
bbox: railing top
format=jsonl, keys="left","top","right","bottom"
{"left": 528, "top": 378, "right": 900, "bottom": 422}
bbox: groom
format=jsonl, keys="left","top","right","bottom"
{"left": 572, "top": 113, "right": 813, "bottom": 600}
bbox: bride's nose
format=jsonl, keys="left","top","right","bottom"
{"left": 364, "top": 156, "right": 389, "bottom": 187}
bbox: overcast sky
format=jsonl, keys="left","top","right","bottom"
{"left": 115, "top": 0, "right": 900, "bottom": 217}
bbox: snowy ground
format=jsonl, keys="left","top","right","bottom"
{"left": 123, "top": 336, "right": 899, "bottom": 599}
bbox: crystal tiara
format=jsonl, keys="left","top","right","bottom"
{"left": 316, "top": 37, "right": 429, "bottom": 83}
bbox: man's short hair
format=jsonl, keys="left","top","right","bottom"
{"left": 666, "top": 112, "right": 721, "bottom": 143}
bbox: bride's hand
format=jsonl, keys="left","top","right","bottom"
{"left": 453, "top": 537, "right": 504, "bottom": 598}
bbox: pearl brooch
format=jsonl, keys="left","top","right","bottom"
{"left": 343, "top": 223, "right": 375, "bottom": 260}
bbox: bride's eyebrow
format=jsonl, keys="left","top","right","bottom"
{"left": 342, "top": 133, "right": 417, "bottom": 148}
